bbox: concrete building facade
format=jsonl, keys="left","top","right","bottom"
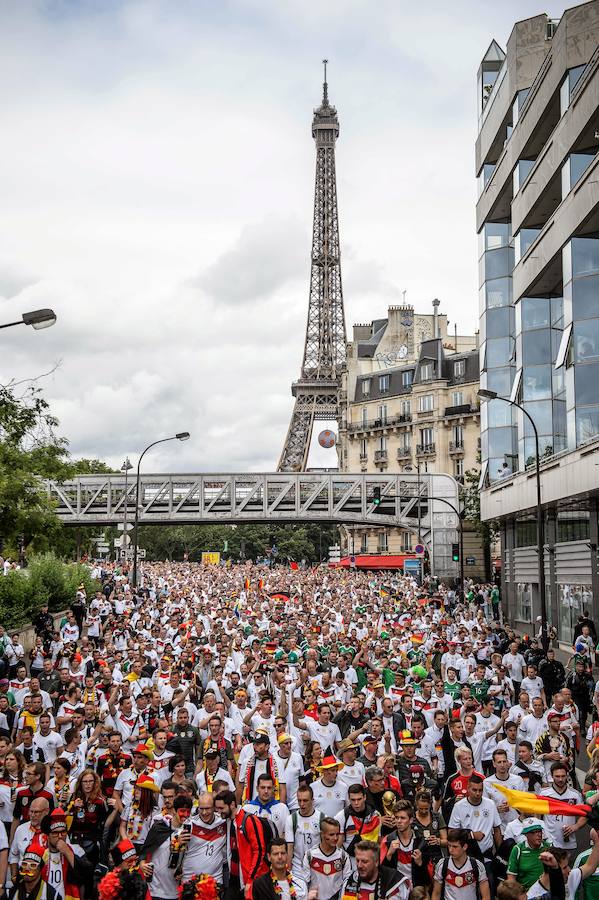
{"left": 477, "top": 1, "right": 599, "bottom": 642}
{"left": 337, "top": 303, "right": 487, "bottom": 577}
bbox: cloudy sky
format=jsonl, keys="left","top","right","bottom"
{"left": 0, "top": 0, "right": 567, "bottom": 472}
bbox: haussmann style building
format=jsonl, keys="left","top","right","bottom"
{"left": 337, "top": 302, "right": 491, "bottom": 578}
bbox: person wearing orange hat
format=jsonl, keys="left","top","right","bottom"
{"left": 311, "top": 754, "right": 348, "bottom": 817}
{"left": 119, "top": 774, "right": 160, "bottom": 849}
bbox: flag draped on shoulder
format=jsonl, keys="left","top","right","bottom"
{"left": 492, "top": 782, "right": 591, "bottom": 818}
{"left": 269, "top": 591, "right": 290, "bottom": 601}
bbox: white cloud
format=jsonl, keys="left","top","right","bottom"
{"left": 0, "top": 0, "right": 569, "bottom": 471}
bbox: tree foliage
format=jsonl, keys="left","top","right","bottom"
{"left": 0, "top": 553, "right": 99, "bottom": 628}
{"left": 0, "top": 380, "right": 114, "bottom": 556}
{"left": 137, "top": 522, "right": 339, "bottom": 563}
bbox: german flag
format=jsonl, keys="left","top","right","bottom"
{"left": 269, "top": 591, "right": 290, "bottom": 602}
{"left": 356, "top": 815, "right": 380, "bottom": 843}
{"left": 493, "top": 782, "right": 591, "bottom": 818}
{"left": 410, "top": 633, "right": 424, "bottom": 645}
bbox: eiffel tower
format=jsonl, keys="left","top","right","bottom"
{"left": 277, "top": 61, "right": 347, "bottom": 472}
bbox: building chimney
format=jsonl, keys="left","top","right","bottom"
{"left": 432, "top": 298, "right": 440, "bottom": 338}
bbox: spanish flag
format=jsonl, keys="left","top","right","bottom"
{"left": 493, "top": 782, "right": 591, "bottom": 818}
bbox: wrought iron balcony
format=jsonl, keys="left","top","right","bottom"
{"left": 396, "top": 447, "right": 411, "bottom": 459}
{"left": 347, "top": 413, "right": 412, "bottom": 433}
{"left": 374, "top": 450, "right": 388, "bottom": 462}
{"left": 449, "top": 441, "right": 465, "bottom": 454}
{"left": 416, "top": 443, "right": 436, "bottom": 455}
{"left": 444, "top": 403, "right": 480, "bottom": 417}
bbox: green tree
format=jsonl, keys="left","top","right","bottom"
{"left": 136, "top": 522, "right": 340, "bottom": 564}
{"left": 0, "top": 380, "right": 114, "bottom": 557}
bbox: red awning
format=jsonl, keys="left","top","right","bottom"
{"left": 331, "top": 554, "right": 419, "bottom": 570}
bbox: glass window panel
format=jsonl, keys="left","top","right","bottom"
{"left": 522, "top": 365, "right": 551, "bottom": 401}
{"left": 572, "top": 238, "right": 599, "bottom": 278}
{"left": 554, "top": 323, "right": 573, "bottom": 370}
{"left": 551, "top": 297, "right": 564, "bottom": 328}
{"left": 485, "top": 307, "right": 512, "bottom": 338}
{"left": 576, "top": 405, "right": 599, "bottom": 443}
{"left": 570, "top": 152, "right": 595, "bottom": 190}
{"left": 514, "top": 159, "right": 535, "bottom": 194}
{"left": 487, "top": 336, "right": 513, "bottom": 368}
{"left": 487, "top": 367, "right": 514, "bottom": 396}
{"left": 516, "top": 228, "right": 541, "bottom": 262}
{"left": 575, "top": 364, "right": 599, "bottom": 405}
{"left": 573, "top": 320, "right": 599, "bottom": 363}
{"left": 485, "top": 277, "right": 512, "bottom": 309}
{"left": 522, "top": 329, "right": 551, "bottom": 365}
{"left": 523, "top": 400, "right": 553, "bottom": 435}
{"left": 488, "top": 398, "right": 513, "bottom": 427}
{"left": 480, "top": 247, "right": 514, "bottom": 285}
{"left": 572, "top": 274, "right": 599, "bottom": 320}
{"left": 489, "top": 457, "right": 513, "bottom": 482}
{"left": 484, "top": 222, "right": 511, "bottom": 251}
{"left": 563, "top": 242, "right": 573, "bottom": 285}
{"left": 489, "top": 426, "right": 516, "bottom": 457}
{"left": 569, "top": 64, "right": 586, "bottom": 92}
{"left": 552, "top": 369, "right": 565, "bottom": 399}
{"left": 551, "top": 328, "right": 563, "bottom": 363}
{"left": 521, "top": 297, "right": 550, "bottom": 329}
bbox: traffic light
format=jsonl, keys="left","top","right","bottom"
{"left": 373, "top": 487, "right": 382, "bottom": 506}
{"left": 452, "top": 543, "right": 460, "bottom": 562}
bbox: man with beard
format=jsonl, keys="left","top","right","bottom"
{"left": 342, "top": 840, "right": 411, "bottom": 900}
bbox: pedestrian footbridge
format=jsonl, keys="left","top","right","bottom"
{"left": 46, "top": 472, "right": 460, "bottom": 574}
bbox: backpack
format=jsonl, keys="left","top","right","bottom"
{"left": 439, "top": 856, "right": 481, "bottom": 900}
{"left": 290, "top": 810, "right": 325, "bottom": 837}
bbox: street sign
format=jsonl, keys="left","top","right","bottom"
{"left": 404, "top": 558, "right": 422, "bottom": 583}
{"left": 349, "top": 555, "right": 356, "bottom": 568}
{"left": 120, "top": 548, "right": 145, "bottom": 559}
{"left": 466, "top": 556, "right": 476, "bottom": 566}
{"left": 328, "top": 545, "right": 341, "bottom": 562}
{"left": 114, "top": 535, "right": 131, "bottom": 548}
{"left": 96, "top": 544, "right": 110, "bottom": 552}
{"left": 414, "top": 544, "right": 425, "bottom": 556}
{"left": 117, "top": 523, "right": 134, "bottom": 531}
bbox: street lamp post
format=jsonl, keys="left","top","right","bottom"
{"left": 131, "top": 432, "right": 190, "bottom": 588}
{"left": 478, "top": 388, "right": 548, "bottom": 651}
{"left": 0, "top": 309, "right": 57, "bottom": 330}
{"left": 120, "top": 458, "right": 132, "bottom": 563}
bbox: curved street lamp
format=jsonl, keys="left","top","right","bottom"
{"left": 131, "top": 432, "right": 190, "bottom": 587}
{"left": 0, "top": 309, "right": 57, "bottom": 331}
{"left": 478, "top": 388, "right": 548, "bottom": 650}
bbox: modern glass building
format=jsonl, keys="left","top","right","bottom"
{"left": 477, "top": 2, "right": 599, "bottom": 642}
